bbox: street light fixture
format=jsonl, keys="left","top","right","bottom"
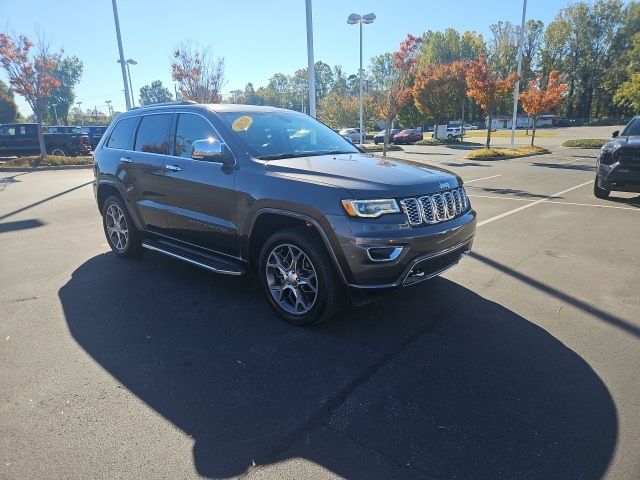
{"left": 117, "top": 58, "right": 137, "bottom": 107}
{"left": 347, "top": 13, "right": 376, "bottom": 145}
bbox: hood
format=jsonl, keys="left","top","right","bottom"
{"left": 264, "top": 153, "right": 461, "bottom": 197}
{"left": 605, "top": 136, "right": 640, "bottom": 149}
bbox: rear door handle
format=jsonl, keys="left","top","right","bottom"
{"left": 119, "top": 157, "right": 133, "bottom": 163}
{"left": 165, "top": 164, "right": 182, "bottom": 172}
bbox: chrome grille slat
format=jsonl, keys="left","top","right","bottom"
{"left": 400, "top": 187, "right": 470, "bottom": 227}
{"left": 399, "top": 198, "right": 422, "bottom": 225}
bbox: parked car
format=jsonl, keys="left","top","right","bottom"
{"left": 594, "top": 115, "right": 640, "bottom": 199}
{"left": 373, "top": 128, "right": 401, "bottom": 145}
{"left": 0, "top": 123, "right": 91, "bottom": 157}
{"left": 339, "top": 128, "right": 363, "bottom": 143}
{"left": 393, "top": 129, "right": 423, "bottom": 144}
{"left": 93, "top": 102, "right": 476, "bottom": 325}
{"left": 81, "top": 125, "right": 109, "bottom": 150}
{"left": 463, "top": 123, "right": 479, "bottom": 130}
{"left": 446, "top": 127, "right": 462, "bottom": 139}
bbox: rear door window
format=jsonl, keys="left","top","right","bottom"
{"left": 134, "top": 114, "right": 172, "bottom": 154}
{"left": 106, "top": 117, "right": 138, "bottom": 150}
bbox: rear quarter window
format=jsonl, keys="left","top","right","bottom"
{"left": 106, "top": 117, "right": 138, "bottom": 150}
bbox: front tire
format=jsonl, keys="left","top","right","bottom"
{"left": 102, "top": 195, "right": 143, "bottom": 257}
{"left": 594, "top": 176, "right": 610, "bottom": 199}
{"left": 258, "top": 227, "right": 343, "bottom": 326}
{"left": 49, "top": 146, "right": 68, "bottom": 156}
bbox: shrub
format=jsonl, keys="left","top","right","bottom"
{"left": 467, "top": 146, "right": 550, "bottom": 160}
{"left": 0, "top": 155, "right": 92, "bottom": 168}
{"left": 561, "top": 139, "right": 608, "bottom": 148}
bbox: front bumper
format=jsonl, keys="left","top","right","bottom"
{"left": 326, "top": 209, "right": 477, "bottom": 289}
{"left": 597, "top": 160, "right": 640, "bottom": 193}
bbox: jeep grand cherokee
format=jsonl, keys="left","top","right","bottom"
{"left": 93, "top": 102, "right": 476, "bottom": 325}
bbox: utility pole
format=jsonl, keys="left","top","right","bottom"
{"left": 305, "top": 0, "right": 316, "bottom": 118}
{"left": 76, "top": 102, "right": 83, "bottom": 127}
{"left": 105, "top": 100, "right": 113, "bottom": 120}
{"left": 51, "top": 103, "right": 59, "bottom": 125}
{"left": 510, "top": 0, "right": 527, "bottom": 149}
{"left": 174, "top": 84, "right": 179, "bottom": 101}
{"left": 111, "top": 0, "right": 131, "bottom": 110}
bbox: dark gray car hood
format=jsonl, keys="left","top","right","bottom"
{"left": 264, "top": 153, "right": 461, "bottom": 197}
{"left": 604, "top": 136, "right": 640, "bottom": 149}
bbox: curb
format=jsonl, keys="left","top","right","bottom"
{"left": 465, "top": 151, "right": 552, "bottom": 161}
{"left": 0, "top": 164, "right": 93, "bottom": 172}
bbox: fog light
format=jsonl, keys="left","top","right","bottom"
{"left": 367, "top": 246, "right": 403, "bottom": 262}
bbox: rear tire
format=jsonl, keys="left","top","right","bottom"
{"left": 258, "top": 227, "right": 344, "bottom": 326}
{"left": 48, "top": 146, "right": 68, "bottom": 156}
{"left": 594, "top": 177, "right": 610, "bottom": 199}
{"left": 102, "top": 195, "right": 143, "bottom": 258}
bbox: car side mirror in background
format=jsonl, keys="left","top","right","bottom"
{"left": 191, "top": 138, "right": 234, "bottom": 166}
{"left": 612, "top": 130, "right": 619, "bottom": 138}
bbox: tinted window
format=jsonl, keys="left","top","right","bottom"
{"left": 106, "top": 117, "right": 138, "bottom": 150}
{"left": 134, "top": 114, "right": 172, "bottom": 154}
{"left": 622, "top": 117, "right": 640, "bottom": 137}
{"left": 174, "top": 113, "right": 220, "bottom": 158}
{"left": 0, "top": 125, "right": 16, "bottom": 136}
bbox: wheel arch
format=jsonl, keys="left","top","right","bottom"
{"left": 246, "top": 209, "right": 349, "bottom": 286}
{"left": 96, "top": 180, "right": 144, "bottom": 230}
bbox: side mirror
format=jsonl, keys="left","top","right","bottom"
{"left": 191, "top": 138, "right": 234, "bottom": 166}
{"left": 612, "top": 130, "right": 619, "bottom": 138}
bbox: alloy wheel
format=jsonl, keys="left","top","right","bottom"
{"left": 266, "top": 243, "right": 318, "bottom": 315}
{"left": 105, "top": 203, "right": 129, "bottom": 251}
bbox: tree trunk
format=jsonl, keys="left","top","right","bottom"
{"left": 383, "top": 116, "right": 391, "bottom": 157}
{"left": 36, "top": 111, "right": 47, "bottom": 166}
{"left": 531, "top": 118, "right": 537, "bottom": 147}
{"left": 486, "top": 112, "right": 492, "bottom": 148}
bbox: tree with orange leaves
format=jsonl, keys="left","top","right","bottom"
{"left": 520, "top": 71, "right": 567, "bottom": 146}
{"left": 378, "top": 34, "right": 421, "bottom": 156}
{"left": 466, "top": 56, "right": 518, "bottom": 148}
{"left": 0, "top": 34, "right": 62, "bottom": 164}
{"left": 413, "top": 61, "right": 468, "bottom": 132}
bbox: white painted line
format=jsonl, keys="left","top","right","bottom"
{"left": 468, "top": 194, "right": 640, "bottom": 211}
{"left": 464, "top": 174, "right": 501, "bottom": 183}
{"left": 557, "top": 159, "right": 576, "bottom": 164}
{"left": 476, "top": 180, "right": 593, "bottom": 227}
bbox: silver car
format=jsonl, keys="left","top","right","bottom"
{"left": 339, "top": 128, "right": 363, "bottom": 143}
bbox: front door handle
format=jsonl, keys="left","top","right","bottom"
{"left": 119, "top": 157, "right": 133, "bottom": 163}
{"left": 165, "top": 164, "right": 182, "bottom": 172}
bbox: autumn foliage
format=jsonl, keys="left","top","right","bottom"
{"left": 520, "top": 71, "right": 567, "bottom": 146}
{"left": 466, "top": 56, "right": 517, "bottom": 147}
{"left": 0, "top": 34, "right": 62, "bottom": 162}
{"left": 413, "top": 61, "right": 468, "bottom": 124}
{"left": 172, "top": 43, "right": 225, "bottom": 104}
{"left": 378, "top": 34, "right": 421, "bottom": 155}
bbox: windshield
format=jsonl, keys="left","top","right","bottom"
{"left": 218, "top": 110, "right": 359, "bottom": 159}
{"left": 621, "top": 117, "right": 640, "bottom": 137}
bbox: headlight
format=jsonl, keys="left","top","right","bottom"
{"left": 341, "top": 199, "right": 400, "bottom": 218}
{"left": 599, "top": 145, "right": 616, "bottom": 165}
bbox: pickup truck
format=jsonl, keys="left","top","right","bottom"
{"left": 0, "top": 123, "right": 91, "bottom": 157}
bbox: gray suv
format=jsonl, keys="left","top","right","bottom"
{"left": 93, "top": 102, "right": 476, "bottom": 325}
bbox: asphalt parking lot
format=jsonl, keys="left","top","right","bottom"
{"left": 1, "top": 147, "right": 639, "bottom": 479}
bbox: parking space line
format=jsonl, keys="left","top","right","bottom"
{"left": 468, "top": 194, "right": 640, "bottom": 211}
{"left": 465, "top": 174, "right": 501, "bottom": 183}
{"left": 476, "top": 180, "right": 593, "bottom": 227}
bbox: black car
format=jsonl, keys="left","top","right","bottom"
{"left": 0, "top": 123, "right": 91, "bottom": 157}
{"left": 373, "top": 128, "right": 401, "bottom": 145}
{"left": 595, "top": 116, "right": 640, "bottom": 198}
{"left": 93, "top": 102, "right": 476, "bottom": 325}
{"left": 81, "top": 125, "right": 109, "bottom": 150}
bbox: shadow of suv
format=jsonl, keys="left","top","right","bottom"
{"left": 93, "top": 101, "right": 476, "bottom": 325}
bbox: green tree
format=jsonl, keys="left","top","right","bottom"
{"left": 418, "top": 28, "right": 486, "bottom": 66}
{"left": 314, "top": 61, "right": 334, "bottom": 100}
{"left": 43, "top": 54, "right": 83, "bottom": 124}
{"left": 243, "top": 82, "right": 259, "bottom": 105}
{"left": 614, "top": 31, "right": 640, "bottom": 110}
{"left": 139, "top": 80, "right": 173, "bottom": 105}
{"left": 0, "top": 79, "right": 18, "bottom": 122}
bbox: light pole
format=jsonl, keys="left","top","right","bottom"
{"left": 305, "top": 0, "right": 316, "bottom": 118}
{"left": 111, "top": 0, "right": 131, "bottom": 110}
{"left": 105, "top": 100, "right": 113, "bottom": 120}
{"left": 117, "top": 58, "right": 137, "bottom": 107}
{"left": 51, "top": 103, "right": 59, "bottom": 124}
{"left": 348, "top": 13, "right": 376, "bottom": 145}
{"left": 510, "top": 0, "right": 527, "bottom": 149}
{"left": 76, "top": 101, "right": 83, "bottom": 127}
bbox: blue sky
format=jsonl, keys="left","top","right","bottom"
{"left": 2, "top": 0, "right": 578, "bottom": 116}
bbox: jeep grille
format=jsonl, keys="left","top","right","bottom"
{"left": 399, "top": 187, "right": 470, "bottom": 226}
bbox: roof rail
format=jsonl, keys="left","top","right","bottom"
{"left": 131, "top": 100, "right": 197, "bottom": 110}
